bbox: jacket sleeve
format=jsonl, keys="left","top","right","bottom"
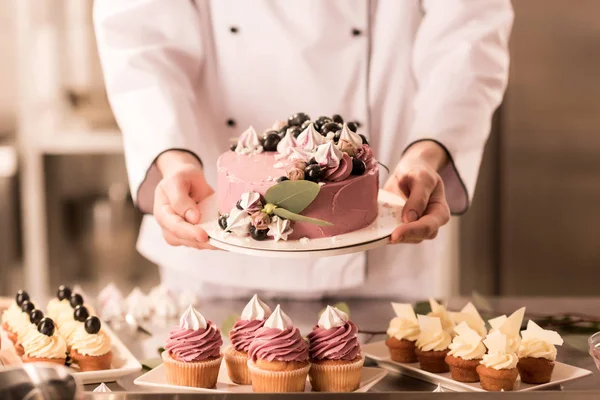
{"left": 409, "top": 0, "right": 514, "bottom": 214}
{"left": 93, "top": 0, "right": 205, "bottom": 213}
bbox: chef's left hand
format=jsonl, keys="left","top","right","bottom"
{"left": 383, "top": 141, "right": 451, "bottom": 244}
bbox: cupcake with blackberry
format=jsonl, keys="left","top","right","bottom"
{"left": 2, "top": 290, "right": 31, "bottom": 344}
{"left": 307, "top": 306, "right": 363, "bottom": 392}
{"left": 46, "top": 285, "right": 74, "bottom": 321}
{"left": 517, "top": 321, "right": 563, "bottom": 384}
{"left": 59, "top": 305, "right": 91, "bottom": 351}
{"left": 445, "top": 322, "right": 487, "bottom": 382}
{"left": 56, "top": 292, "right": 96, "bottom": 326}
{"left": 248, "top": 305, "right": 310, "bottom": 392}
{"left": 477, "top": 331, "right": 519, "bottom": 391}
{"left": 22, "top": 317, "right": 67, "bottom": 365}
{"left": 415, "top": 315, "right": 452, "bottom": 373}
{"left": 225, "top": 294, "right": 272, "bottom": 384}
{"left": 386, "top": 303, "right": 420, "bottom": 363}
{"left": 70, "top": 316, "right": 113, "bottom": 371}
{"left": 14, "top": 308, "right": 45, "bottom": 357}
{"left": 163, "top": 305, "right": 223, "bottom": 388}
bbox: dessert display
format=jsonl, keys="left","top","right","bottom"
{"left": 10, "top": 300, "right": 36, "bottom": 347}
{"left": 70, "top": 316, "right": 113, "bottom": 372}
{"left": 488, "top": 307, "right": 526, "bottom": 353}
{"left": 445, "top": 322, "right": 486, "bottom": 382}
{"left": 477, "top": 331, "right": 519, "bottom": 391}
{"left": 163, "top": 305, "right": 223, "bottom": 388}
{"left": 307, "top": 305, "right": 363, "bottom": 392}
{"left": 217, "top": 113, "right": 379, "bottom": 241}
{"left": 59, "top": 305, "right": 91, "bottom": 350}
{"left": 1, "top": 290, "right": 32, "bottom": 344}
{"left": 517, "top": 321, "right": 564, "bottom": 384}
{"left": 450, "top": 302, "right": 487, "bottom": 338}
{"left": 46, "top": 285, "right": 74, "bottom": 321}
{"left": 415, "top": 315, "right": 452, "bottom": 373}
{"left": 14, "top": 308, "right": 45, "bottom": 356}
{"left": 247, "top": 305, "right": 310, "bottom": 392}
{"left": 386, "top": 303, "right": 420, "bottom": 363}
{"left": 225, "top": 294, "right": 272, "bottom": 385}
{"left": 21, "top": 317, "right": 67, "bottom": 366}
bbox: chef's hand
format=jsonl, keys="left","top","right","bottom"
{"left": 383, "top": 141, "right": 451, "bottom": 244}
{"left": 154, "top": 150, "right": 217, "bottom": 250}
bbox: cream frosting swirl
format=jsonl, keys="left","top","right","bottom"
{"left": 46, "top": 298, "right": 71, "bottom": 321}
{"left": 518, "top": 338, "right": 557, "bottom": 361}
{"left": 1, "top": 303, "right": 21, "bottom": 326}
{"left": 71, "top": 326, "right": 112, "bottom": 356}
{"left": 22, "top": 330, "right": 67, "bottom": 359}
{"left": 416, "top": 315, "right": 452, "bottom": 352}
{"left": 448, "top": 322, "right": 486, "bottom": 360}
{"left": 59, "top": 319, "right": 83, "bottom": 346}
{"left": 12, "top": 312, "right": 33, "bottom": 338}
{"left": 387, "top": 317, "right": 420, "bottom": 342}
{"left": 481, "top": 352, "right": 519, "bottom": 370}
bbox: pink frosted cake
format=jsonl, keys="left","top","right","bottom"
{"left": 217, "top": 113, "right": 379, "bottom": 241}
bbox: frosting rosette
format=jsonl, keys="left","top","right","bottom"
{"left": 22, "top": 330, "right": 67, "bottom": 359}
{"left": 315, "top": 141, "right": 353, "bottom": 182}
{"left": 165, "top": 306, "right": 223, "bottom": 362}
{"left": 307, "top": 306, "right": 360, "bottom": 361}
{"left": 448, "top": 322, "right": 486, "bottom": 360}
{"left": 387, "top": 303, "right": 420, "bottom": 342}
{"left": 248, "top": 305, "right": 308, "bottom": 363}
{"left": 480, "top": 330, "right": 519, "bottom": 370}
{"left": 59, "top": 319, "right": 83, "bottom": 346}
{"left": 416, "top": 315, "right": 451, "bottom": 352}
{"left": 230, "top": 295, "right": 271, "bottom": 352}
{"left": 1, "top": 303, "right": 21, "bottom": 326}
{"left": 71, "top": 326, "right": 112, "bottom": 357}
{"left": 355, "top": 145, "right": 375, "bottom": 168}
{"left": 517, "top": 320, "right": 563, "bottom": 361}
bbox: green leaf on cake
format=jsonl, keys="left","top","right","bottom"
{"left": 265, "top": 180, "right": 321, "bottom": 214}
{"left": 273, "top": 208, "right": 333, "bottom": 227}
{"left": 221, "top": 313, "right": 240, "bottom": 337}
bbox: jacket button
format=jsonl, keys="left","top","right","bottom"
{"left": 352, "top": 28, "right": 362, "bottom": 36}
{"left": 226, "top": 118, "right": 236, "bottom": 127}
{"left": 230, "top": 26, "right": 239, "bottom": 34}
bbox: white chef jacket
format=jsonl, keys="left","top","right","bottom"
{"left": 94, "top": 0, "right": 513, "bottom": 300}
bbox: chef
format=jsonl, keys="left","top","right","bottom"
{"left": 94, "top": 0, "right": 513, "bottom": 300}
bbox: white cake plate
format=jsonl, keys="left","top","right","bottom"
{"left": 198, "top": 189, "right": 404, "bottom": 258}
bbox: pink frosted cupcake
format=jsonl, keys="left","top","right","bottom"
{"left": 225, "top": 294, "right": 272, "bottom": 384}
{"left": 163, "top": 305, "right": 223, "bottom": 388}
{"left": 248, "top": 305, "right": 310, "bottom": 392}
{"left": 307, "top": 306, "right": 363, "bottom": 392}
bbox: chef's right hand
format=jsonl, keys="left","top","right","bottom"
{"left": 153, "top": 150, "right": 216, "bottom": 250}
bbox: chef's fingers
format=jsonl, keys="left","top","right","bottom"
{"left": 162, "top": 230, "right": 219, "bottom": 250}
{"left": 391, "top": 200, "right": 449, "bottom": 243}
{"left": 154, "top": 200, "right": 210, "bottom": 243}
{"left": 398, "top": 169, "right": 438, "bottom": 223}
{"left": 161, "top": 177, "right": 202, "bottom": 224}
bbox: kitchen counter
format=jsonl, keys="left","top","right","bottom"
{"left": 83, "top": 297, "right": 600, "bottom": 398}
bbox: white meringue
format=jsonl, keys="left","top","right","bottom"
{"left": 296, "top": 123, "right": 325, "bottom": 151}
{"left": 240, "top": 294, "right": 272, "bottom": 321}
{"left": 226, "top": 208, "right": 252, "bottom": 237}
{"left": 179, "top": 305, "right": 207, "bottom": 330}
{"left": 264, "top": 305, "right": 293, "bottom": 331}
{"left": 267, "top": 216, "right": 293, "bottom": 242}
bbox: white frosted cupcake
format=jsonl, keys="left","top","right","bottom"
{"left": 70, "top": 316, "right": 113, "bottom": 371}
{"left": 22, "top": 318, "right": 67, "bottom": 365}
{"left": 385, "top": 303, "right": 420, "bottom": 363}
{"left": 477, "top": 331, "right": 519, "bottom": 391}
{"left": 487, "top": 307, "right": 526, "bottom": 353}
{"left": 445, "top": 322, "right": 487, "bottom": 382}
{"left": 517, "top": 321, "right": 563, "bottom": 384}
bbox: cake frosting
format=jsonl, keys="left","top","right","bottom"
{"left": 416, "top": 315, "right": 452, "bottom": 352}
{"left": 165, "top": 306, "right": 222, "bottom": 362}
{"left": 387, "top": 303, "right": 420, "bottom": 342}
{"left": 307, "top": 306, "right": 360, "bottom": 361}
{"left": 427, "top": 299, "right": 455, "bottom": 335}
{"left": 481, "top": 330, "right": 518, "bottom": 370}
{"left": 488, "top": 307, "right": 526, "bottom": 353}
{"left": 230, "top": 295, "right": 271, "bottom": 353}
{"left": 450, "top": 302, "right": 487, "bottom": 338}
{"left": 248, "top": 305, "right": 308, "bottom": 363}
{"left": 71, "top": 326, "right": 112, "bottom": 357}
{"left": 518, "top": 320, "right": 563, "bottom": 361}
{"left": 22, "top": 329, "right": 67, "bottom": 359}
{"left": 448, "top": 322, "right": 486, "bottom": 360}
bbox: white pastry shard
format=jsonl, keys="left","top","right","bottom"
{"left": 480, "top": 330, "right": 519, "bottom": 370}
{"left": 240, "top": 294, "right": 272, "bottom": 321}
{"left": 338, "top": 123, "right": 362, "bottom": 149}
{"left": 179, "top": 305, "right": 207, "bottom": 330}
{"left": 416, "top": 314, "right": 452, "bottom": 352}
{"left": 93, "top": 383, "right": 112, "bottom": 393}
{"left": 296, "top": 123, "right": 325, "bottom": 151}
{"left": 318, "top": 305, "right": 349, "bottom": 329}
{"left": 518, "top": 320, "right": 563, "bottom": 361}
{"left": 264, "top": 304, "right": 293, "bottom": 331}
{"left": 483, "top": 330, "right": 509, "bottom": 354}
{"left": 226, "top": 208, "right": 252, "bottom": 237}
{"left": 125, "top": 287, "right": 151, "bottom": 320}
{"left": 428, "top": 298, "right": 455, "bottom": 334}
{"left": 451, "top": 302, "right": 487, "bottom": 338}
{"left": 235, "top": 126, "right": 262, "bottom": 154}
{"left": 391, "top": 303, "right": 418, "bottom": 323}
{"left": 488, "top": 314, "right": 507, "bottom": 331}
{"left": 520, "top": 320, "right": 563, "bottom": 346}
{"left": 267, "top": 216, "right": 293, "bottom": 242}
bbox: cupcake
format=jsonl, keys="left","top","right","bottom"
{"left": 248, "top": 305, "right": 310, "bottom": 392}
{"left": 21, "top": 317, "right": 67, "bottom": 365}
{"left": 225, "top": 294, "right": 272, "bottom": 384}
{"left": 46, "top": 285, "right": 74, "bottom": 321}
{"left": 517, "top": 320, "right": 563, "bottom": 384}
{"left": 59, "top": 305, "right": 90, "bottom": 351}
{"left": 415, "top": 315, "right": 452, "bottom": 373}
{"left": 70, "top": 316, "right": 112, "bottom": 371}
{"left": 307, "top": 305, "right": 363, "bottom": 392}
{"left": 7, "top": 299, "right": 36, "bottom": 346}
{"left": 476, "top": 330, "right": 519, "bottom": 391}
{"left": 427, "top": 298, "right": 455, "bottom": 336}
{"left": 2, "top": 290, "right": 32, "bottom": 344}
{"left": 488, "top": 307, "right": 526, "bottom": 353}
{"left": 386, "top": 303, "right": 420, "bottom": 363}
{"left": 163, "top": 305, "right": 223, "bottom": 388}
{"left": 445, "top": 322, "right": 486, "bottom": 382}
{"left": 450, "top": 302, "right": 487, "bottom": 338}
{"left": 14, "top": 309, "right": 45, "bottom": 357}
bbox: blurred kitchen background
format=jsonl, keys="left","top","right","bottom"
{"left": 0, "top": 0, "right": 599, "bottom": 300}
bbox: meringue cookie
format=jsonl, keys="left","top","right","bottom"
{"left": 226, "top": 208, "right": 252, "bottom": 237}
{"left": 318, "top": 306, "right": 349, "bottom": 329}
{"left": 125, "top": 287, "right": 151, "bottom": 320}
{"left": 98, "top": 283, "right": 123, "bottom": 307}
{"left": 267, "top": 216, "right": 293, "bottom": 242}
{"left": 277, "top": 131, "right": 298, "bottom": 157}
{"left": 264, "top": 305, "right": 293, "bottom": 331}
{"left": 296, "top": 123, "right": 325, "bottom": 151}
{"left": 93, "top": 383, "right": 112, "bottom": 393}
{"left": 235, "top": 126, "right": 263, "bottom": 154}
{"left": 179, "top": 305, "right": 207, "bottom": 330}
{"left": 240, "top": 294, "right": 272, "bottom": 321}
{"left": 338, "top": 123, "right": 362, "bottom": 149}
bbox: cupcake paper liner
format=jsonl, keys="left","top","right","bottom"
{"left": 162, "top": 351, "right": 222, "bottom": 389}
{"left": 248, "top": 360, "right": 310, "bottom": 392}
{"left": 309, "top": 356, "right": 364, "bottom": 392}
{"left": 224, "top": 345, "right": 252, "bottom": 385}
{"left": 71, "top": 350, "right": 113, "bottom": 372}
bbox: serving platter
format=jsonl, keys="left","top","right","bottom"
{"left": 134, "top": 362, "right": 387, "bottom": 393}
{"left": 0, "top": 321, "right": 142, "bottom": 384}
{"left": 362, "top": 340, "right": 593, "bottom": 392}
{"left": 199, "top": 189, "right": 404, "bottom": 258}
